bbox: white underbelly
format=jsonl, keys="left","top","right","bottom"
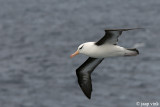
{"left": 85, "top": 45, "right": 126, "bottom": 58}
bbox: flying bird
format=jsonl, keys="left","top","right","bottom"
{"left": 70, "top": 28, "right": 142, "bottom": 99}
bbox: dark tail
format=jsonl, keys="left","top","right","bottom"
{"left": 125, "top": 48, "right": 139, "bottom": 56}
{"left": 127, "top": 48, "right": 139, "bottom": 54}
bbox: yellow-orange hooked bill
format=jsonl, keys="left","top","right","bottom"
{"left": 70, "top": 50, "right": 79, "bottom": 58}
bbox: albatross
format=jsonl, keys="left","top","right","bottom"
{"left": 70, "top": 28, "right": 142, "bottom": 99}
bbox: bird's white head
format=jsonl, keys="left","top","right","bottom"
{"left": 70, "top": 43, "right": 85, "bottom": 58}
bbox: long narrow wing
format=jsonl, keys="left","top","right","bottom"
{"left": 76, "top": 57, "right": 104, "bottom": 99}
{"left": 95, "top": 28, "right": 143, "bottom": 46}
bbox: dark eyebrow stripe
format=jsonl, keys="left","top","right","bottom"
{"left": 79, "top": 45, "right": 84, "bottom": 49}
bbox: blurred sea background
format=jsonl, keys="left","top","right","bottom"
{"left": 0, "top": 0, "right": 160, "bottom": 107}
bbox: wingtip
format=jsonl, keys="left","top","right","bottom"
{"left": 130, "top": 27, "right": 145, "bottom": 30}
{"left": 85, "top": 93, "right": 91, "bottom": 99}
{"left": 87, "top": 96, "right": 91, "bottom": 99}
{"left": 104, "top": 27, "right": 145, "bottom": 32}
{"left": 81, "top": 88, "right": 92, "bottom": 99}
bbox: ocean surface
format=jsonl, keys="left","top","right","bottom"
{"left": 0, "top": 0, "right": 160, "bottom": 107}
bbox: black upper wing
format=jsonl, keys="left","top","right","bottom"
{"left": 95, "top": 28, "right": 143, "bottom": 46}
{"left": 76, "top": 57, "right": 104, "bottom": 99}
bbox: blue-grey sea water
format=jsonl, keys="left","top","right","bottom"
{"left": 0, "top": 0, "right": 160, "bottom": 107}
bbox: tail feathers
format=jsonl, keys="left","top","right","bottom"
{"left": 125, "top": 48, "right": 139, "bottom": 56}
{"left": 127, "top": 48, "right": 139, "bottom": 54}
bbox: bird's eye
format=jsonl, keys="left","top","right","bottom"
{"left": 79, "top": 45, "right": 83, "bottom": 50}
